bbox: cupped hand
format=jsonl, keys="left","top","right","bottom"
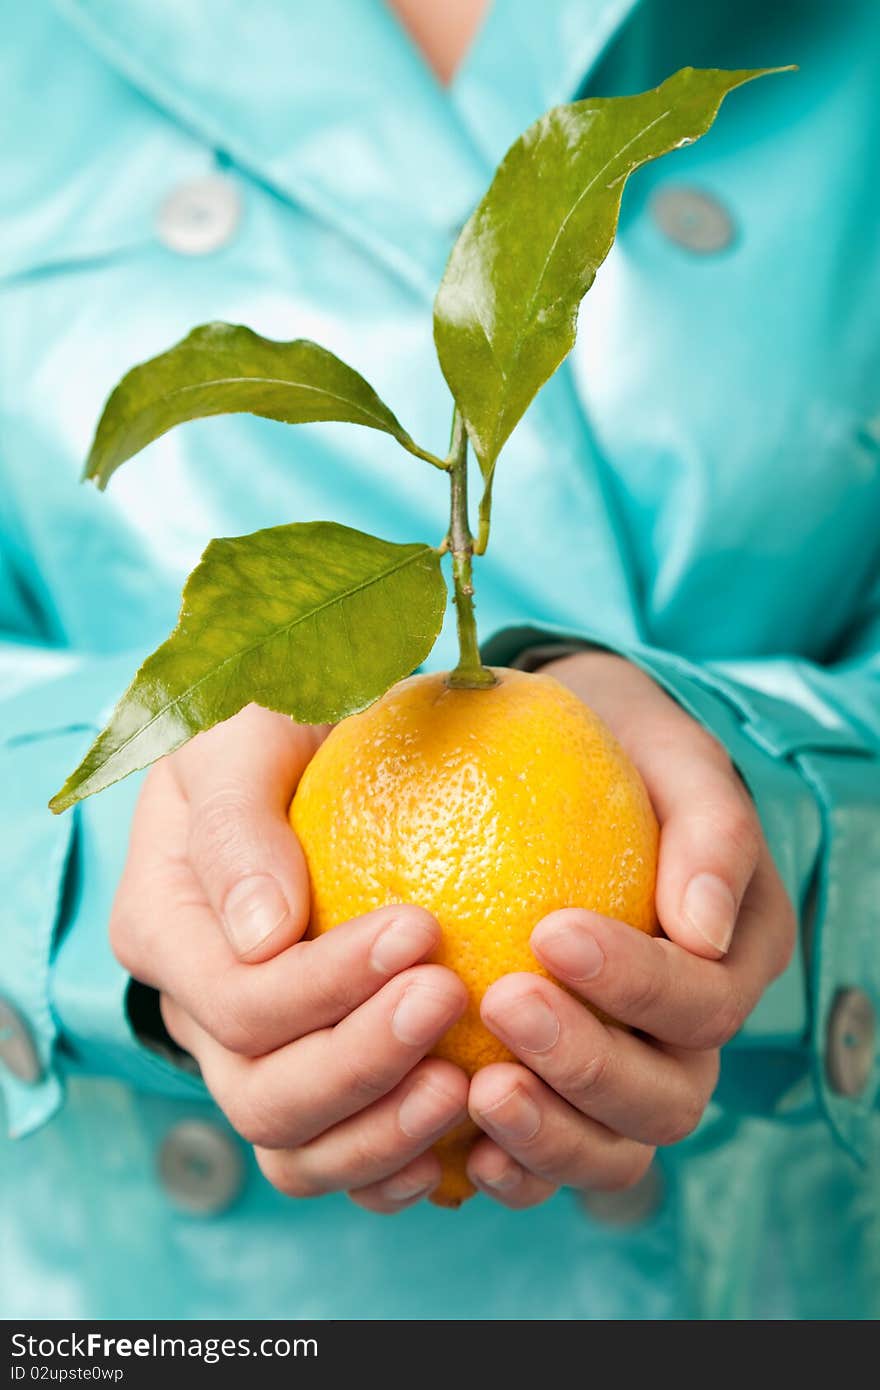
{"left": 110, "top": 704, "right": 469, "bottom": 1213}
{"left": 467, "top": 652, "right": 796, "bottom": 1208}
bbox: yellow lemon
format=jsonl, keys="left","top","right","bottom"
{"left": 290, "top": 668, "right": 658, "bottom": 1207}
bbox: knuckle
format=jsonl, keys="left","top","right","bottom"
{"left": 301, "top": 941, "right": 363, "bottom": 1022}
{"left": 188, "top": 784, "right": 254, "bottom": 874}
{"left": 717, "top": 984, "right": 749, "bottom": 1043}
{"left": 615, "top": 957, "right": 665, "bottom": 1021}
{"left": 255, "top": 1150, "right": 322, "bottom": 1200}
{"left": 210, "top": 970, "right": 269, "bottom": 1056}
{"left": 532, "top": 1124, "right": 586, "bottom": 1182}
{"left": 595, "top": 1146, "right": 655, "bottom": 1193}
{"left": 722, "top": 800, "right": 761, "bottom": 861}
{"left": 274, "top": 1170, "right": 319, "bottom": 1200}
{"left": 693, "top": 986, "right": 747, "bottom": 1050}
{"left": 656, "top": 1092, "right": 705, "bottom": 1147}
{"left": 713, "top": 798, "right": 761, "bottom": 865}
{"left": 340, "top": 1051, "right": 394, "bottom": 1107}
{"left": 561, "top": 1046, "right": 612, "bottom": 1108}
{"left": 224, "top": 1085, "right": 286, "bottom": 1150}
{"left": 346, "top": 1129, "right": 393, "bottom": 1180}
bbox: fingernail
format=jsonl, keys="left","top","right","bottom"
{"left": 392, "top": 985, "right": 459, "bottom": 1047}
{"left": 222, "top": 874, "right": 288, "bottom": 955}
{"left": 398, "top": 1079, "right": 461, "bottom": 1139}
{"left": 476, "top": 1087, "right": 541, "bottom": 1143}
{"left": 485, "top": 992, "right": 559, "bottom": 1053}
{"left": 370, "top": 915, "right": 437, "bottom": 976}
{"left": 380, "top": 1171, "right": 435, "bottom": 1203}
{"left": 479, "top": 1162, "right": 522, "bottom": 1192}
{"left": 682, "top": 873, "right": 737, "bottom": 954}
{"left": 533, "top": 918, "right": 605, "bottom": 980}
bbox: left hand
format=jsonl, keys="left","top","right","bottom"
{"left": 466, "top": 650, "right": 796, "bottom": 1208}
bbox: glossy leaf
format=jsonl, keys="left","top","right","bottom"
{"left": 86, "top": 323, "right": 439, "bottom": 488}
{"left": 434, "top": 66, "right": 790, "bottom": 488}
{"left": 50, "top": 523, "right": 446, "bottom": 811}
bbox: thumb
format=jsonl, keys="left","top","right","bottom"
{"left": 541, "top": 653, "right": 761, "bottom": 961}
{"left": 173, "top": 704, "right": 325, "bottom": 962}
{"left": 651, "top": 755, "right": 762, "bottom": 960}
{"left": 582, "top": 665, "right": 760, "bottom": 960}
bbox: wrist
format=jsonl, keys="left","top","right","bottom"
{"left": 540, "top": 648, "right": 633, "bottom": 694}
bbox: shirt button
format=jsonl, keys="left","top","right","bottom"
{"left": 158, "top": 1120, "right": 245, "bottom": 1215}
{"left": 580, "top": 1161, "right": 664, "bottom": 1227}
{"left": 826, "top": 988, "right": 876, "bottom": 1098}
{"left": 651, "top": 186, "right": 736, "bottom": 254}
{"left": 156, "top": 175, "right": 242, "bottom": 256}
{"left": 0, "top": 998, "right": 42, "bottom": 1085}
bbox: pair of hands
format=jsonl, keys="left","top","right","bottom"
{"left": 111, "top": 653, "right": 794, "bottom": 1213}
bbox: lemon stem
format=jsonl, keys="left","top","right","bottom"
{"left": 446, "top": 410, "right": 496, "bottom": 690}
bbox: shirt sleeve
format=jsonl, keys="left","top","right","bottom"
{"left": 483, "top": 616, "right": 880, "bottom": 1163}
{"left": 0, "top": 638, "right": 205, "bottom": 1140}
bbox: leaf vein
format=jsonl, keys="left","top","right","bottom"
{"left": 104, "top": 547, "right": 433, "bottom": 766}
{"left": 520, "top": 107, "right": 671, "bottom": 341}
{"left": 123, "top": 376, "right": 400, "bottom": 436}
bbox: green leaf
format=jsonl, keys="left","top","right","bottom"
{"left": 434, "top": 66, "right": 792, "bottom": 490}
{"left": 50, "top": 523, "right": 446, "bottom": 812}
{"left": 86, "top": 323, "right": 443, "bottom": 488}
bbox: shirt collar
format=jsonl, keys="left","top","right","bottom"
{"left": 56, "top": 0, "right": 641, "bottom": 289}
{"left": 457, "top": 0, "right": 642, "bottom": 165}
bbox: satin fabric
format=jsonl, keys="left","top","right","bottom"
{"left": 0, "top": 0, "right": 878, "bottom": 1319}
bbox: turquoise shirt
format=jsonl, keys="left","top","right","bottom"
{"left": 1, "top": 0, "right": 878, "bottom": 1319}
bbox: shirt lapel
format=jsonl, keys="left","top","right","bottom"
{"left": 453, "top": 0, "right": 643, "bottom": 166}
{"left": 56, "top": 0, "right": 642, "bottom": 289}
{"left": 55, "top": 0, "right": 485, "bottom": 291}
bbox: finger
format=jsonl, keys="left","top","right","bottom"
{"left": 480, "top": 975, "right": 719, "bottom": 1145}
{"left": 614, "top": 679, "right": 760, "bottom": 958}
{"left": 161, "top": 964, "right": 467, "bottom": 1148}
{"left": 466, "top": 1136, "right": 557, "bottom": 1210}
{"left": 348, "top": 1151, "right": 443, "bottom": 1213}
{"left": 173, "top": 704, "right": 324, "bottom": 961}
{"left": 469, "top": 1063, "right": 654, "bottom": 1190}
{"left": 652, "top": 763, "right": 761, "bottom": 960}
{"left": 114, "top": 782, "right": 443, "bottom": 1054}
{"left": 254, "top": 1059, "right": 468, "bottom": 1199}
{"left": 545, "top": 654, "right": 760, "bottom": 958}
{"left": 531, "top": 847, "right": 795, "bottom": 1050}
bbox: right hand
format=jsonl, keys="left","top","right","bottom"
{"left": 110, "top": 704, "right": 469, "bottom": 1213}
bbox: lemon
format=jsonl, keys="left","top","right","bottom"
{"left": 290, "top": 668, "right": 658, "bottom": 1206}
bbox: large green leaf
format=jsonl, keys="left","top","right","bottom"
{"left": 434, "top": 66, "right": 790, "bottom": 489}
{"left": 86, "top": 323, "right": 440, "bottom": 488}
{"left": 50, "top": 523, "right": 446, "bottom": 812}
